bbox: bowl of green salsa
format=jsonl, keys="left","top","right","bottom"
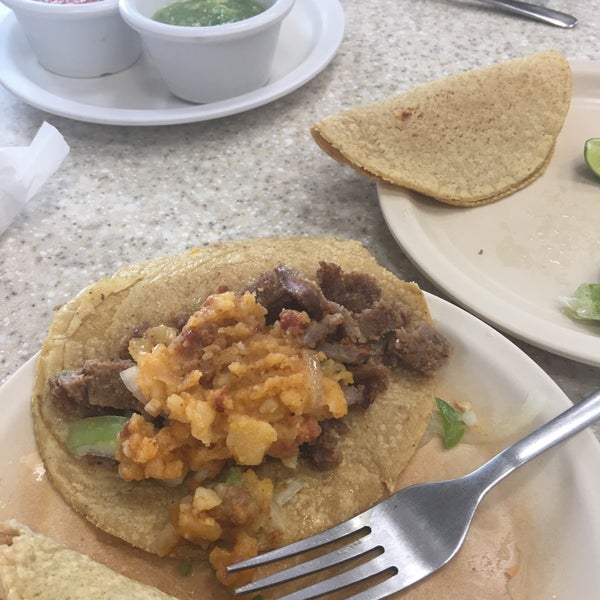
{"left": 152, "top": 0, "right": 267, "bottom": 27}
{"left": 118, "top": 0, "right": 295, "bottom": 103}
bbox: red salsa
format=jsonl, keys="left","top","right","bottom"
{"left": 36, "top": 0, "right": 104, "bottom": 4}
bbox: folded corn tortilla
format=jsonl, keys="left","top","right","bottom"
{"left": 311, "top": 50, "right": 572, "bottom": 206}
{"left": 31, "top": 237, "right": 443, "bottom": 569}
{"left": 0, "top": 520, "right": 177, "bottom": 599}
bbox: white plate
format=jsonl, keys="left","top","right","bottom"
{"left": 379, "top": 60, "right": 600, "bottom": 367}
{"left": 0, "top": 0, "right": 344, "bottom": 125}
{"left": 0, "top": 294, "right": 599, "bottom": 597}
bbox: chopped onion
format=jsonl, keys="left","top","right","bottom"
{"left": 462, "top": 410, "right": 477, "bottom": 427}
{"left": 423, "top": 391, "right": 544, "bottom": 449}
{"left": 305, "top": 351, "right": 323, "bottom": 409}
{"left": 119, "top": 366, "right": 145, "bottom": 402}
{"left": 274, "top": 479, "right": 305, "bottom": 507}
{"left": 281, "top": 454, "right": 298, "bottom": 470}
{"left": 161, "top": 475, "right": 186, "bottom": 487}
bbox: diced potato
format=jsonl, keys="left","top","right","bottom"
{"left": 192, "top": 487, "right": 222, "bottom": 512}
{"left": 226, "top": 415, "right": 277, "bottom": 464}
{"left": 186, "top": 399, "right": 217, "bottom": 445}
{"left": 322, "top": 377, "right": 348, "bottom": 419}
{"left": 119, "top": 289, "right": 353, "bottom": 563}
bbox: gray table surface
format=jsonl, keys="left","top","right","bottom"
{"left": 1, "top": 0, "right": 599, "bottom": 439}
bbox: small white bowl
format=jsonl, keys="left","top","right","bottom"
{"left": 118, "top": 0, "right": 295, "bottom": 104}
{"left": 1, "top": 0, "right": 142, "bottom": 78}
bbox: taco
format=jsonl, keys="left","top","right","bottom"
{"left": 0, "top": 520, "right": 178, "bottom": 600}
{"left": 311, "top": 50, "right": 572, "bottom": 206}
{"left": 31, "top": 237, "right": 450, "bottom": 587}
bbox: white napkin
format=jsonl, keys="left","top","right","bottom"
{"left": 0, "top": 122, "right": 70, "bottom": 234}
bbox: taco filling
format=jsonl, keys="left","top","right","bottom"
{"left": 33, "top": 240, "right": 450, "bottom": 588}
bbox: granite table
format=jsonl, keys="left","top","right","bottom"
{"left": 1, "top": 0, "right": 599, "bottom": 447}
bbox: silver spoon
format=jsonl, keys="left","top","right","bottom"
{"left": 476, "top": 0, "right": 577, "bottom": 28}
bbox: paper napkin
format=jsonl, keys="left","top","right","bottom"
{"left": 0, "top": 122, "right": 70, "bottom": 235}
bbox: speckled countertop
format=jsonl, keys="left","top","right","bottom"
{"left": 1, "top": 0, "right": 599, "bottom": 441}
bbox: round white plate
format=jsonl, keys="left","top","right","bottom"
{"left": 379, "top": 60, "right": 600, "bottom": 366}
{"left": 0, "top": 294, "right": 599, "bottom": 598}
{"left": 0, "top": 0, "right": 344, "bottom": 125}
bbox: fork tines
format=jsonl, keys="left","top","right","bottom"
{"left": 228, "top": 509, "right": 402, "bottom": 599}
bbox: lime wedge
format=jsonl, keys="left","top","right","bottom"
{"left": 584, "top": 138, "right": 600, "bottom": 178}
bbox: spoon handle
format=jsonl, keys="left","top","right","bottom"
{"left": 477, "top": 0, "right": 577, "bottom": 28}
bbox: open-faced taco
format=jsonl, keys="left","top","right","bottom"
{"left": 31, "top": 237, "right": 450, "bottom": 588}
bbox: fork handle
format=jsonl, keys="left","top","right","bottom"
{"left": 476, "top": 0, "right": 578, "bottom": 28}
{"left": 470, "top": 388, "right": 600, "bottom": 494}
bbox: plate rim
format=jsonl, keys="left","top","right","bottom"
{"left": 0, "top": 0, "right": 344, "bottom": 126}
{"left": 378, "top": 59, "right": 600, "bottom": 367}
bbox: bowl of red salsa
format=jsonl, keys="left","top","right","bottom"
{"left": 1, "top": 0, "right": 142, "bottom": 77}
{"left": 36, "top": 0, "right": 101, "bottom": 4}
{"left": 118, "top": 0, "right": 295, "bottom": 103}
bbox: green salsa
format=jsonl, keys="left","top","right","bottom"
{"left": 152, "top": 0, "right": 267, "bottom": 27}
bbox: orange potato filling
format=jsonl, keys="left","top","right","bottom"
{"left": 115, "top": 290, "right": 353, "bottom": 571}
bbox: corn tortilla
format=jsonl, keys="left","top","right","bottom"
{"left": 311, "top": 50, "right": 572, "bottom": 206}
{"left": 0, "top": 520, "right": 178, "bottom": 600}
{"left": 32, "top": 237, "right": 440, "bottom": 561}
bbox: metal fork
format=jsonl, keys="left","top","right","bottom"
{"left": 228, "top": 388, "right": 600, "bottom": 599}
